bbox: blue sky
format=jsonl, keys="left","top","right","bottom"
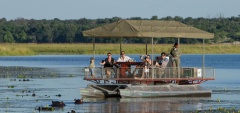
{"left": 0, "top": 0, "right": 239, "bottom": 20}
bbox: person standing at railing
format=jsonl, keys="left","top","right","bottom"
{"left": 170, "top": 43, "right": 180, "bottom": 77}
{"left": 141, "top": 55, "right": 152, "bottom": 78}
{"left": 100, "top": 52, "right": 116, "bottom": 78}
{"left": 89, "top": 57, "right": 95, "bottom": 78}
{"left": 156, "top": 52, "right": 169, "bottom": 78}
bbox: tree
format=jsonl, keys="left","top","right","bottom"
{"left": 0, "top": 15, "right": 239, "bottom": 44}
{"left": 65, "top": 24, "right": 77, "bottom": 43}
{"left": 3, "top": 31, "right": 15, "bottom": 43}
{"left": 17, "top": 31, "right": 28, "bottom": 42}
{"left": 0, "top": 18, "right": 7, "bottom": 24}
{"left": 151, "top": 16, "right": 158, "bottom": 20}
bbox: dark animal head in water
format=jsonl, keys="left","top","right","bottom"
{"left": 74, "top": 99, "right": 83, "bottom": 104}
{"left": 51, "top": 101, "right": 66, "bottom": 107}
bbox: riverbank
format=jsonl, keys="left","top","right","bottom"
{"left": 0, "top": 43, "right": 239, "bottom": 56}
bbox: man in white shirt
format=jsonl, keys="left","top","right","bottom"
{"left": 117, "top": 51, "right": 131, "bottom": 77}
{"left": 117, "top": 51, "right": 131, "bottom": 62}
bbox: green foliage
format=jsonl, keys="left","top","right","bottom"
{"left": 17, "top": 31, "right": 28, "bottom": 42}
{"left": 236, "top": 32, "right": 240, "bottom": 36}
{"left": 0, "top": 16, "right": 240, "bottom": 44}
{"left": 3, "top": 31, "right": 15, "bottom": 43}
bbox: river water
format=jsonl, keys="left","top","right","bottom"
{"left": 0, "top": 54, "right": 240, "bottom": 113}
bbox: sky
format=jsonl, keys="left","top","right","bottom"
{"left": 0, "top": 0, "right": 239, "bottom": 20}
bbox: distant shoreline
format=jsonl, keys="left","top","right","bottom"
{"left": 0, "top": 43, "right": 240, "bottom": 56}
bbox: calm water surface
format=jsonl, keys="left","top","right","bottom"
{"left": 0, "top": 54, "right": 240, "bottom": 113}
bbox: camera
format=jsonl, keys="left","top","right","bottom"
{"left": 140, "top": 55, "right": 146, "bottom": 60}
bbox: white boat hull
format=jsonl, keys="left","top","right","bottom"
{"left": 80, "top": 84, "right": 126, "bottom": 98}
{"left": 120, "top": 84, "right": 211, "bottom": 98}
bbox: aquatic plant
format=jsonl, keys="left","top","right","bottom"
{"left": 68, "top": 74, "right": 75, "bottom": 77}
{"left": 8, "top": 85, "right": 14, "bottom": 88}
{"left": 209, "top": 106, "right": 212, "bottom": 111}
{"left": 18, "top": 75, "right": 26, "bottom": 78}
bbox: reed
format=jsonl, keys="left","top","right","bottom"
{"left": 0, "top": 44, "right": 35, "bottom": 56}
{"left": 0, "top": 43, "right": 239, "bottom": 56}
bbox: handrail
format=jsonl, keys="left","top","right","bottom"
{"left": 83, "top": 66, "right": 215, "bottom": 80}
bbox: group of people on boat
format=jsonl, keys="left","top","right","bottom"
{"left": 99, "top": 51, "right": 132, "bottom": 78}
{"left": 88, "top": 43, "right": 180, "bottom": 79}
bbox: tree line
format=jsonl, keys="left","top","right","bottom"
{"left": 0, "top": 16, "right": 240, "bottom": 44}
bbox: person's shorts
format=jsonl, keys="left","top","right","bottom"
{"left": 89, "top": 68, "right": 94, "bottom": 74}
{"left": 144, "top": 69, "right": 149, "bottom": 72}
{"left": 105, "top": 67, "right": 113, "bottom": 72}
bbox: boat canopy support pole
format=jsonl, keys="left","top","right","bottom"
{"left": 202, "top": 39, "right": 205, "bottom": 77}
{"left": 178, "top": 38, "right": 180, "bottom": 78}
{"left": 145, "top": 38, "right": 148, "bottom": 55}
{"left": 151, "top": 37, "right": 154, "bottom": 79}
{"left": 120, "top": 37, "right": 122, "bottom": 56}
{"left": 93, "top": 37, "right": 95, "bottom": 59}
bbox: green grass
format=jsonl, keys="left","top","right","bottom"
{"left": 0, "top": 43, "right": 240, "bottom": 56}
{"left": 0, "top": 44, "right": 35, "bottom": 56}
{"left": 236, "top": 32, "right": 240, "bottom": 36}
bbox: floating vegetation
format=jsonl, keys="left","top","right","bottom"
{"left": 8, "top": 85, "right": 14, "bottom": 88}
{"left": 21, "top": 89, "right": 31, "bottom": 93}
{"left": 68, "top": 74, "right": 75, "bottom": 77}
{"left": 18, "top": 75, "right": 26, "bottom": 78}
{"left": 0, "top": 66, "right": 81, "bottom": 78}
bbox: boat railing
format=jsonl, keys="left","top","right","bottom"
{"left": 83, "top": 66, "right": 215, "bottom": 81}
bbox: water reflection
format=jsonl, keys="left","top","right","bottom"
{"left": 119, "top": 97, "right": 209, "bottom": 113}
{"left": 78, "top": 97, "right": 210, "bottom": 113}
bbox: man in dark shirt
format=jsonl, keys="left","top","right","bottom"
{"left": 170, "top": 43, "right": 180, "bottom": 68}
{"left": 170, "top": 43, "right": 180, "bottom": 76}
